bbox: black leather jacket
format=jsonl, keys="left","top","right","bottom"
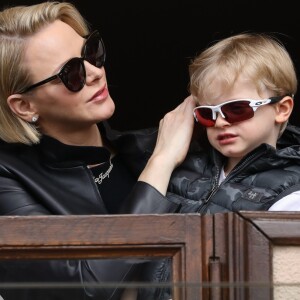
{"left": 0, "top": 122, "right": 177, "bottom": 300}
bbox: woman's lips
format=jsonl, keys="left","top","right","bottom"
{"left": 90, "top": 87, "right": 109, "bottom": 102}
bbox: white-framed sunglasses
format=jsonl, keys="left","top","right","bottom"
{"left": 193, "top": 95, "right": 291, "bottom": 127}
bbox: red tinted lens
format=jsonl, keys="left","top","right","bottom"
{"left": 195, "top": 100, "right": 255, "bottom": 127}
{"left": 59, "top": 58, "right": 85, "bottom": 92}
{"left": 83, "top": 31, "right": 105, "bottom": 68}
{"left": 194, "top": 107, "right": 215, "bottom": 127}
{"left": 222, "top": 101, "right": 254, "bottom": 123}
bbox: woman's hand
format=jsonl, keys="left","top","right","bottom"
{"left": 138, "top": 95, "right": 195, "bottom": 195}
{"left": 154, "top": 95, "right": 195, "bottom": 167}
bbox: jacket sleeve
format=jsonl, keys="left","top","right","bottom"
{"left": 120, "top": 181, "right": 181, "bottom": 214}
{"left": 0, "top": 170, "right": 50, "bottom": 215}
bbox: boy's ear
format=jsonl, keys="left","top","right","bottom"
{"left": 275, "top": 96, "right": 294, "bottom": 124}
{"left": 7, "top": 94, "right": 37, "bottom": 123}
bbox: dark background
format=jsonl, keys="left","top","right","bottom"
{"left": 3, "top": 0, "right": 300, "bottom": 129}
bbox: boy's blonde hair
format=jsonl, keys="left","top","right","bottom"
{"left": 0, "top": 1, "right": 89, "bottom": 144}
{"left": 189, "top": 33, "right": 297, "bottom": 103}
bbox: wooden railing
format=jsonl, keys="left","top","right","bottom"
{"left": 1, "top": 212, "right": 300, "bottom": 299}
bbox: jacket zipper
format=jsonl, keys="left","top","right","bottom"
{"left": 197, "top": 148, "right": 267, "bottom": 214}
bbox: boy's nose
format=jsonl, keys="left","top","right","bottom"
{"left": 214, "top": 112, "right": 231, "bottom": 127}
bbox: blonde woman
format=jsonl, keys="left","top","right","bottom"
{"left": 0, "top": 1, "right": 195, "bottom": 299}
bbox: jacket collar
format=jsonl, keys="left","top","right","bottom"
{"left": 38, "top": 123, "right": 111, "bottom": 165}
{"left": 277, "top": 123, "right": 300, "bottom": 148}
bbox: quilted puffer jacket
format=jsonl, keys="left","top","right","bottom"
{"left": 167, "top": 123, "right": 300, "bottom": 214}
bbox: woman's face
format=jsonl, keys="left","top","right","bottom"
{"left": 21, "top": 20, "right": 115, "bottom": 138}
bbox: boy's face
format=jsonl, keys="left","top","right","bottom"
{"left": 197, "top": 77, "right": 282, "bottom": 172}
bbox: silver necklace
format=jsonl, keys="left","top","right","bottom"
{"left": 94, "top": 160, "right": 114, "bottom": 185}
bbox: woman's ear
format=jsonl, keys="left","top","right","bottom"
{"left": 275, "top": 96, "right": 294, "bottom": 124}
{"left": 7, "top": 94, "right": 37, "bottom": 123}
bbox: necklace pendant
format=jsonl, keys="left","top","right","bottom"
{"left": 94, "top": 161, "right": 113, "bottom": 185}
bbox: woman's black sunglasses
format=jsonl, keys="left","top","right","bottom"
{"left": 18, "top": 30, "right": 105, "bottom": 93}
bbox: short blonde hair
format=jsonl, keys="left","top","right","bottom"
{"left": 0, "top": 1, "right": 90, "bottom": 144}
{"left": 189, "top": 33, "right": 297, "bottom": 103}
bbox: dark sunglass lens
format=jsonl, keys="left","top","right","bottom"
{"left": 222, "top": 101, "right": 254, "bottom": 123}
{"left": 196, "top": 108, "right": 215, "bottom": 127}
{"left": 60, "top": 58, "right": 85, "bottom": 92}
{"left": 84, "top": 32, "right": 105, "bottom": 68}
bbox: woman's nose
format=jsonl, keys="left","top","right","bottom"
{"left": 84, "top": 61, "right": 104, "bottom": 85}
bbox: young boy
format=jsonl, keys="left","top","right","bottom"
{"left": 166, "top": 32, "right": 300, "bottom": 213}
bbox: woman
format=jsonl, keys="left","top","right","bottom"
{"left": 0, "top": 1, "right": 195, "bottom": 299}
